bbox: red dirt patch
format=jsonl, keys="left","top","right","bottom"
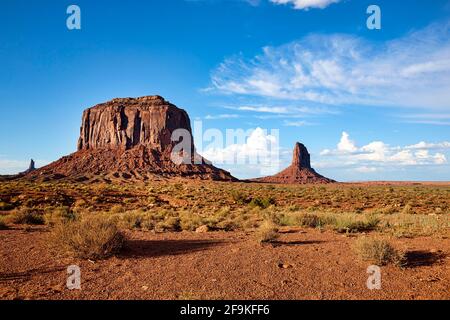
{"left": 1, "top": 226, "right": 448, "bottom": 300}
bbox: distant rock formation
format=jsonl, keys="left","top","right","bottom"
{"left": 26, "top": 159, "right": 35, "bottom": 173}
{"left": 25, "top": 96, "right": 236, "bottom": 182}
{"left": 254, "top": 142, "right": 335, "bottom": 184}
{"left": 18, "top": 159, "right": 36, "bottom": 175}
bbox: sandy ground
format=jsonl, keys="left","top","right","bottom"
{"left": 0, "top": 226, "right": 449, "bottom": 300}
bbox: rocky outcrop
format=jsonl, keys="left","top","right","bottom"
{"left": 77, "top": 96, "right": 193, "bottom": 153}
{"left": 254, "top": 142, "right": 334, "bottom": 184}
{"left": 26, "top": 96, "right": 236, "bottom": 182}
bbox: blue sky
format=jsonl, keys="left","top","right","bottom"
{"left": 1, "top": 0, "right": 449, "bottom": 181}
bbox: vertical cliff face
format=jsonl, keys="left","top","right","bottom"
{"left": 292, "top": 142, "right": 311, "bottom": 169}
{"left": 25, "top": 96, "right": 236, "bottom": 182}
{"left": 77, "top": 96, "right": 193, "bottom": 153}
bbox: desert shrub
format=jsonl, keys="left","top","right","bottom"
{"left": 49, "top": 217, "right": 124, "bottom": 260}
{"left": 332, "top": 214, "right": 379, "bottom": 233}
{"left": 230, "top": 190, "right": 248, "bottom": 205}
{"left": 216, "top": 219, "right": 238, "bottom": 231}
{"left": 0, "top": 201, "right": 14, "bottom": 211}
{"left": 401, "top": 204, "right": 415, "bottom": 215}
{"left": 72, "top": 199, "right": 88, "bottom": 213}
{"left": 180, "top": 212, "right": 205, "bottom": 231}
{"left": 382, "top": 214, "right": 449, "bottom": 238}
{"left": 10, "top": 208, "right": 45, "bottom": 225}
{"left": 299, "top": 214, "right": 326, "bottom": 228}
{"left": 158, "top": 216, "right": 181, "bottom": 232}
{"left": 0, "top": 218, "right": 8, "bottom": 230}
{"left": 44, "top": 206, "right": 76, "bottom": 226}
{"left": 353, "top": 237, "right": 404, "bottom": 266}
{"left": 117, "top": 210, "right": 158, "bottom": 230}
{"left": 249, "top": 197, "right": 276, "bottom": 209}
{"left": 110, "top": 204, "right": 125, "bottom": 214}
{"left": 278, "top": 212, "right": 333, "bottom": 229}
{"left": 256, "top": 220, "right": 279, "bottom": 243}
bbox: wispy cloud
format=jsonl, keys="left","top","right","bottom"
{"left": 269, "top": 0, "right": 341, "bottom": 10}
{"left": 204, "top": 114, "right": 240, "bottom": 120}
{"left": 400, "top": 113, "right": 450, "bottom": 126}
{"left": 283, "top": 120, "right": 314, "bottom": 127}
{"left": 210, "top": 21, "right": 450, "bottom": 111}
{"left": 224, "top": 104, "right": 337, "bottom": 116}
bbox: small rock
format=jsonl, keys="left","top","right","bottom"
{"left": 195, "top": 225, "right": 210, "bottom": 233}
{"left": 278, "top": 263, "right": 293, "bottom": 269}
{"left": 142, "top": 286, "right": 149, "bottom": 291}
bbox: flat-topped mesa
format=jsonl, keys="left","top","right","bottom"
{"left": 77, "top": 95, "right": 193, "bottom": 153}
{"left": 24, "top": 95, "right": 236, "bottom": 182}
{"left": 254, "top": 142, "right": 335, "bottom": 184}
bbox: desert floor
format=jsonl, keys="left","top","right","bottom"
{"left": 0, "top": 180, "right": 449, "bottom": 300}
{"left": 0, "top": 225, "right": 449, "bottom": 300}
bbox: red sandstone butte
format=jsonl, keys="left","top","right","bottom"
{"left": 26, "top": 96, "right": 235, "bottom": 182}
{"left": 255, "top": 142, "right": 335, "bottom": 184}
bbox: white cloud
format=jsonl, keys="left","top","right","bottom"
{"left": 201, "top": 127, "right": 281, "bottom": 177}
{"left": 210, "top": 21, "right": 450, "bottom": 110}
{"left": 337, "top": 131, "right": 357, "bottom": 153}
{"left": 319, "top": 132, "right": 449, "bottom": 169}
{"left": 355, "top": 166, "right": 377, "bottom": 173}
{"left": 405, "top": 141, "right": 450, "bottom": 150}
{"left": 270, "top": 0, "right": 340, "bottom": 10}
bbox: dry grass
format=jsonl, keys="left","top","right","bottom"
{"left": 49, "top": 216, "right": 124, "bottom": 260}
{"left": 353, "top": 237, "right": 404, "bottom": 266}
{"left": 279, "top": 212, "right": 379, "bottom": 233}
{"left": 44, "top": 206, "right": 76, "bottom": 226}
{"left": 9, "top": 208, "right": 45, "bottom": 225}
{"left": 0, "top": 181, "right": 448, "bottom": 238}
{"left": 256, "top": 220, "right": 279, "bottom": 243}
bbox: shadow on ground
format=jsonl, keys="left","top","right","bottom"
{"left": 0, "top": 266, "right": 66, "bottom": 282}
{"left": 404, "top": 250, "right": 446, "bottom": 268}
{"left": 120, "top": 239, "right": 226, "bottom": 258}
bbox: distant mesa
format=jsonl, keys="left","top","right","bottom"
{"left": 254, "top": 142, "right": 335, "bottom": 184}
{"left": 24, "top": 96, "right": 236, "bottom": 182}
